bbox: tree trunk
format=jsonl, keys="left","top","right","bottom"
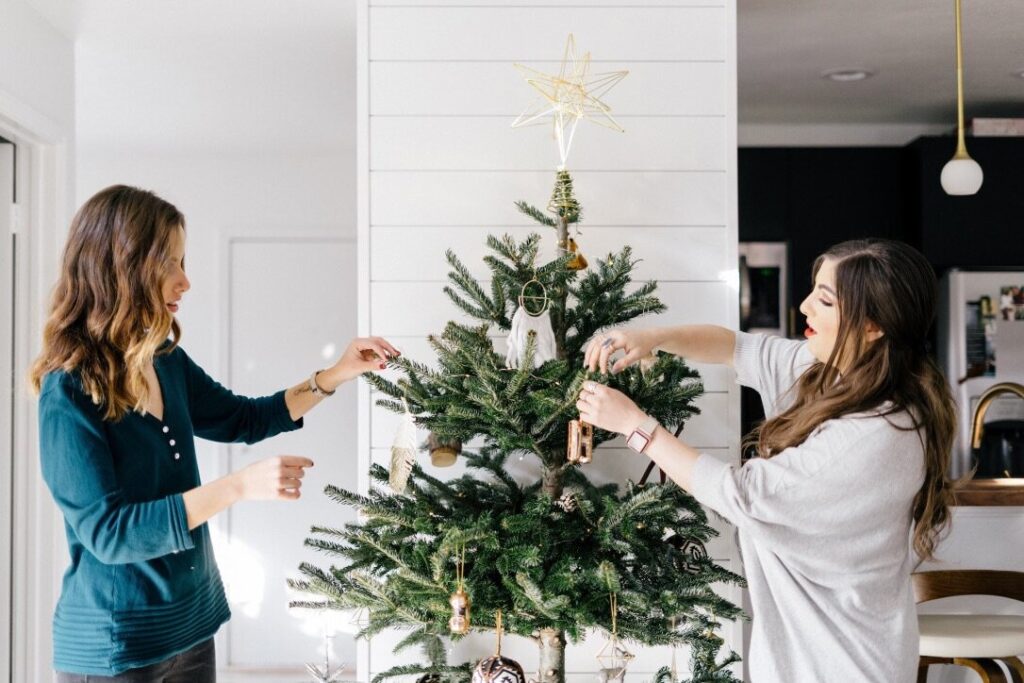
{"left": 541, "top": 465, "right": 564, "bottom": 500}
{"left": 536, "top": 628, "right": 566, "bottom": 683}
{"left": 553, "top": 215, "right": 569, "bottom": 360}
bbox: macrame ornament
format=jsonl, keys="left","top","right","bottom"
{"left": 472, "top": 610, "right": 525, "bottom": 683}
{"left": 505, "top": 278, "right": 556, "bottom": 369}
{"left": 389, "top": 398, "right": 417, "bottom": 493}
{"left": 449, "top": 545, "right": 471, "bottom": 635}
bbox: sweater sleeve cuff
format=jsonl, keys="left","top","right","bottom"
{"left": 270, "top": 389, "right": 304, "bottom": 434}
{"left": 689, "top": 452, "right": 732, "bottom": 519}
{"left": 732, "top": 331, "right": 763, "bottom": 390}
{"left": 168, "top": 494, "right": 196, "bottom": 552}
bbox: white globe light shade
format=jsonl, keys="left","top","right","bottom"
{"left": 940, "top": 157, "right": 984, "bottom": 195}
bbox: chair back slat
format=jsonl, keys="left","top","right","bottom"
{"left": 912, "top": 570, "right": 1024, "bottom": 604}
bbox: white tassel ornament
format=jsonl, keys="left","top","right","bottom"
{"left": 389, "top": 399, "right": 417, "bottom": 493}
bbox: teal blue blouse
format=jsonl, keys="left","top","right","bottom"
{"left": 38, "top": 345, "right": 302, "bottom": 675}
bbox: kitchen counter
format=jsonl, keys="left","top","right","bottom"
{"left": 954, "top": 478, "right": 1024, "bottom": 506}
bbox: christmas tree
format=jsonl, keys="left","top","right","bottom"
{"left": 288, "top": 170, "right": 745, "bottom": 683}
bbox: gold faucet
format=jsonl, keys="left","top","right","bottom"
{"left": 970, "top": 382, "right": 1024, "bottom": 450}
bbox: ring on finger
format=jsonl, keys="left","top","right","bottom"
{"left": 602, "top": 337, "right": 614, "bottom": 348}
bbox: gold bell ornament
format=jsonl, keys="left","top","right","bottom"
{"left": 564, "top": 237, "right": 588, "bottom": 271}
{"left": 449, "top": 545, "right": 471, "bottom": 635}
{"left": 567, "top": 418, "right": 594, "bottom": 464}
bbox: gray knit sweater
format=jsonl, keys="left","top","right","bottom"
{"left": 690, "top": 331, "right": 925, "bottom": 683}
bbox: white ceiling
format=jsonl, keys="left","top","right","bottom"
{"left": 28, "top": 0, "right": 356, "bottom": 153}
{"left": 740, "top": 0, "right": 1024, "bottom": 124}
{"left": 23, "top": 0, "right": 1024, "bottom": 150}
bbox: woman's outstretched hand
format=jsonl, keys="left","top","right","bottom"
{"left": 235, "top": 455, "right": 314, "bottom": 501}
{"left": 321, "top": 336, "right": 401, "bottom": 388}
{"left": 584, "top": 328, "right": 660, "bottom": 374}
{"left": 575, "top": 380, "right": 646, "bottom": 437}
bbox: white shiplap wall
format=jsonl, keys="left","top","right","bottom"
{"left": 357, "top": 0, "right": 741, "bottom": 679}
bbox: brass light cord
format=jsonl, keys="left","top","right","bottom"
{"left": 458, "top": 544, "right": 465, "bottom": 590}
{"left": 495, "top": 609, "right": 503, "bottom": 655}
{"left": 953, "top": 0, "right": 969, "bottom": 158}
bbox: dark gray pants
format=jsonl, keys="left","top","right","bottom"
{"left": 56, "top": 638, "right": 215, "bottom": 683}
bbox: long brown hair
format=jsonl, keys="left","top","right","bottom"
{"left": 746, "top": 239, "right": 957, "bottom": 562}
{"left": 29, "top": 185, "right": 185, "bottom": 420}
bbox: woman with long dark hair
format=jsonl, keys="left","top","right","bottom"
{"left": 30, "top": 185, "right": 398, "bottom": 681}
{"left": 577, "top": 239, "right": 957, "bottom": 682}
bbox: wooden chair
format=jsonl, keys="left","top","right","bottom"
{"left": 913, "top": 570, "right": 1024, "bottom": 683}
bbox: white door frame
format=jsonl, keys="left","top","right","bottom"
{"left": 0, "top": 88, "right": 73, "bottom": 683}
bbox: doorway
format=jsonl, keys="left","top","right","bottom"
{"left": 0, "top": 135, "right": 17, "bottom": 683}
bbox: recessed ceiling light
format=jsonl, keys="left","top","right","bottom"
{"left": 822, "top": 68, "right": 875, "bottom": 83}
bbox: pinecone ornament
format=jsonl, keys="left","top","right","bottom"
{"left": 556, "top": 492, "right": 578, "bottom": 512}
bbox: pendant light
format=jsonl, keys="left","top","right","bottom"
{"left": 940, "top": 0, "right": 983, "bottom": 196}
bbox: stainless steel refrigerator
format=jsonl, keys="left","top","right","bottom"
{"left": 937, "top": 269, "right": 1024, "bottom": 479}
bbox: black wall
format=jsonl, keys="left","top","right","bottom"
{"left": 739, "top": 136, "right": 1024, "bottom": 323}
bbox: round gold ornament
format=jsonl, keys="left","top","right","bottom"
{"left": 449, "top": 586, "right": 471, "bottom": 635}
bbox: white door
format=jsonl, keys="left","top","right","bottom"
{"left": 222, "top": 236, "right": 358, "bottom": 671}
{"left": 0, "top": 141, "right": 16, "bottom": 682}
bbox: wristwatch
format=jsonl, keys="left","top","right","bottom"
{"left": 626, "top": 415, "right": 660, "bottom": 454}
{"left": 309, "top": 370, "right": 336, "bottom": 397}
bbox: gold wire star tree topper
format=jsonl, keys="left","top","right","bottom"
{"left": 511, "top": 34, "right": 628, "bottom": 169}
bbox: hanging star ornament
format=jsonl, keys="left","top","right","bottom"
{"left": 305, "top": 662, "right": 346, "bottom": 683}
{"left": 511, "top": 34, "right": 628, "bottom": 168}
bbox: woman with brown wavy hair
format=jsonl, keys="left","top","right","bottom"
{"left": 576, "top": 239, "right": 956, "bottom": 682}
{"left": 30, "top": 185, "right": 398, "bottom": 682}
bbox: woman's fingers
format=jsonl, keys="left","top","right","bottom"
{"left": 584, "top": 338, "right": 599, "bottom": 370}
{"left": 358, "top": 337, "right": 401, "bottom": 361}
{"left": 611, "top": 348, "right": 643, "bottom": 374}
{"left": 597, "top": 336, "right": 621, "bottom": 374}
{"left": 373, "top": 336, "right": 401, "bottom": 358}
{"left": 278, "top": 455, "right": 314, "bottom": 468}
{"left": 255, "top": 457, "right": 312, "bottom": 501}
{"left": 588, "top": 333, "right": 617, "bottom": 372}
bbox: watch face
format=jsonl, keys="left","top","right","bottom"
{"left": 626, "top": 431, "right": 649, "bottom": 452}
